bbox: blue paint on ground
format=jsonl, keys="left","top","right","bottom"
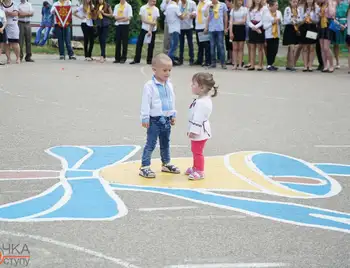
{"left": 0, "top": 185, "right": 65, "bottom": 219}
{"left": 112, "top": 184, "right": 350, "bottom": 232}
{"left": 315, "top": 164, "right": 350, "bottom": 176}
{"left": 49, "top": 146, "right": 90, "bottom": 169}
{"left": 65, "top": 170, "right": 94, "bottom": 178}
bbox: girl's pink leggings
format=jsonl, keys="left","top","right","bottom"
{"left": 191, "top": 139, "right": 208, "bottom": 172}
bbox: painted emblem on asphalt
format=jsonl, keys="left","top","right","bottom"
{"left": 0, "top": 145, "right": 349, "bottom": 234}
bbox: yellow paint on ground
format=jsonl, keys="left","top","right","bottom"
{"left": 101, "top": 157, "right": 261, "bottom": 191}
{"left": 227, "top": 152, "right": 309, "bottom": 197}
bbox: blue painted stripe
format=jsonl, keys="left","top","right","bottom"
{"left": 0, "top": 185, "right": 65, "bottom": 219}
{"left": 39, "top": 179, "right": 119, "bottom": 219}
{"left": 49, "top": 146, "right": 90, "bottom": 169}
{"left": 315, "top": 164, "right": 350, "bottom": 175}
{"left": 112, "top": 184, "right": 350, "bottom": 232}
{"left": 65, "top": 170, "right": 94, "bottom": 178}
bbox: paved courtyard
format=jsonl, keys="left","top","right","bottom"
{"left": 0, "top": 55, "right": 349, "bottom": 268}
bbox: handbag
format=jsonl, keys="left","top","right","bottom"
{"left": 329, "top": 20, "right": 341, "bottom": 33}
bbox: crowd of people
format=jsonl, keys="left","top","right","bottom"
{"left": 0, "top": 0, "right": 349, "bottom": 72}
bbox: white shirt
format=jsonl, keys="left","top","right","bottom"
{"left": 51, "top": 0, "right": 72, "bottom": 25}
{"left": 165, "top": 1, "right": 182, "bottom": 33}
{"left": 283, "top": 6, "right": 302, "bottom": 25}
{"left": 247, "top": 7, "right": 264, "bottom": 28}
{"left": 188, "top": 96, "right": 212, "bottom": 141}
{"left": 113, "top": 2, "right": 133, "bottom": 25}
{"left": 18, "top": 1, "right": 33, "bottom": 23}
{"left": 140, "top": 77, "right": 177, "bottom": 123}
{"left": 179, "top": 0, "right": 196, "bottom": 30}
{"left": 298, "top": 6, "right": 320, "bottom": 24}
{"left": 76, "top": 4, "right": 94, "bottom": 26}
{"left": 0, "top": 9, "right": 7, "bottom": 25}
{"left": 140, "top": 4, "right": 160, "bottom": 32}
{"left": 1, "top": 2, "right": 18, "bottom": 25}
{"left": 263, "top": 10, "right": 283, "bottom": 39}
{"left": 230, "top": 6, "right": 247, "bottom": 23}
{"left": 195, "top": 0, "right": 211, "bottom": 30}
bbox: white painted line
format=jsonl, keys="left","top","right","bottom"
{"left": 0, "top": 177, "right": 60, "bottom": 182}
{"left": 0, "top": 230, "right": 141, "bottom": 268}
{"left": 165, "top": 263, "right": 289, "bottom": 268}
{"left": 1, "top": 190, "right": 42, "bottom": 193}
{"left": 138, "top": 206, "right": 197, "bottom": 211}
{"left": 143, "top": 215, "right": 247, "bottom": 220}
{"left": 314, "top": 145, "right": 350, "bottom": 148}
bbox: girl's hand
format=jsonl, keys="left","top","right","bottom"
{"left": 188, "top": 132, "right": 197, "bottom": 139}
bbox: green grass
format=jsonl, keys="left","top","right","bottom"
{"left": 32, "top": 34, "right": 348, "bottom": 67}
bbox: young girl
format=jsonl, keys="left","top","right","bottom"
{"left": 263, "top": 0, "right": 282, "bottom": 71}
{"left": 299, "top": 0, "right": 319, "bottom": 71}
{"left": 332, "top": 0, "right": 348, "bottom": 69}
{"left": 229, "top": 0, "right": 247, "bottom": 70}
{"left": 283, "top": 0, "right": 302, "bottom": 71}
{"left": 186, "top": 72, "right": 217, "bottom": 180}
{"left": 93, "top": 0, "right": 113, "bottom": 63}
{"left": 318, "top": 0, "right": 337, "bottom": 72}
{"left": 73, "top": 0, "right": 94, "bottom": 61}
{"left": 247, "top": 0, "right": 265, "bottom": 70}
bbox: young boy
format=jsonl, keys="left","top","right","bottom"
{"left": 139, "top": 53, "right": 180, "bottom": 178}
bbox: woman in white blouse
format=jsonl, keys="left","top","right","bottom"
{"left": 229, "top": 0, "right": 247, "bottom": 70}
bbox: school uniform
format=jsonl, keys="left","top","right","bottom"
{"left": 131, "top": 4, "right": 160, "bottom": 64}
{"left": 140, "top": 76, "right": 177, "bottom": 168}
{"left": 298, "top": 6, "right": 320, "bottom": 45}
{"left": 0, "top": 9, "right": 7, "bottom": 43}
{"left": 76, "top": 4, "right": 95, "bottom": 58}
{"left": 318, "top": 3, "right": 335, "bottom": 41}
{"left": 94, "top": 3, "right": 111, "bottom": 59}
{"left": 188, "top": 95, "right": 212, "bottom": 173}
{"left": 195, "top": 0, "right": 211, "bottom": 66}
{"left": 225, "top": 7, "right": 232, "bottom": 55}
{"left": 113, "top": 2, "right": 133, "bottom": 63}
{"left": 247, "top": 7, "right": 265, "bottom": 44}
{"left": 282, "top": 6, "right": 301, "bottom": 45}
{"left": 1, "top": 1, "right": 19, "bottom": 43}
{"left": 263, "top": 9, "right": 282, "bottom": 69}
{"left": 179, "top": 0, "right": 196, "bottom": 64}
{"left": 230, "top": 6, "right": 247, "bottom": 42}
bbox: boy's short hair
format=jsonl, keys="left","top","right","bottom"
{"left": 152, "top": 53, "right": 172, "bottom": 67}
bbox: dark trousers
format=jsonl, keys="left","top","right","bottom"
{"left": 195, "top": 29, "right": 210, "bottom": 65}
{"left": 81, "top": 23, "right": 94, "bottom": 58}
{"left": 97, "top": 26, "right": 108, "bottom": 58}
{"left": 316, "top": 39, "right": 323, "bottom": 67}
{"left": 141, "top": 116, "right": 171, "bottom": 167}
{"left": 134, "top": 29, "right": 156, "bottom": 63}
{"left": 19, "top": 21, "right": 32, "bottom": 60}
{"left": 55, "top": 25, "right": 74, "bottom": 57}
{"left": 115, "top": 24, "right": 129, "bottom": 62}
{"left": 179, "top": 29, "right": 194, "bottom": 63}
{"left": 266, "top": 38, "right": 279, "bottom": 66}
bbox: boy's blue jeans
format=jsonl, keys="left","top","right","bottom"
{"left": 141, "top": 116, "right": 171, "bottom": 167}
{"left": 168, "top": 32, "right": 180, "bottom": 62}
{"left": 209, "top": 31, "right": 225, "bottom": 65}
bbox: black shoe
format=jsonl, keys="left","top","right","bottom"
{"left": 120, "top": 60, "right": 126, "bottom": 64}
{"left": 317, "top": 65, "right": 324, "bottom": 71}
{"left": 272, "top": 66, "right": 278, "bottom": 71}
{"left": 129, "top": 61, "right": 139, "bottom": 64}
{"left": 147, "top": 61, "right": 152, "bottom": 65}
{"left": 267, "top": 66, "right": 275, "bottom": 71}
{"left": 25, "top": 58, "right": 34, "bottom": 62}
{"left": 69, "top": 56, "right": 76, "bottom": 60}
{"left": 59, "top": 56, "right": 65, "bottom": 60}
{"left": 113, "top": 60, "right": 120, "bottom": 63}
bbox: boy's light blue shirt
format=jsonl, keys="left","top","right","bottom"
{"left": 208, "top": 2, "right": 227, "bottom": 32}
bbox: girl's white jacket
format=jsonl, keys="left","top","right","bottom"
{"left": 188, "top": 95, "right": 213, "bottom": 141}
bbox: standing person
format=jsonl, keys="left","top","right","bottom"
{"left": 298, "top": 0, "right": 320, "bottom": 71}
{"left": 161, "top": 0, "right": 170, "bottom": 54}
{"left": 194, "top": 0, "right": 211, "bottom": 66}
{"left": 139, "top": 53, "right": 180, "bottom": 178}
{"left": 166, "top": 0, "right": 184, "bottom": 65}
{"left": 113, "top": 0, "right": 133, "bottom": 63}
{"left": 263, "top": 0, "right": 282, "bottom": 71}
{"left": 332, "top": 0, "right": 348, "bottom": 69}
{"left": 93, "top": 0, "right": 113, "bottom": 63}
{"left": 315, "top": 0, "right": 324, "bottom": 70}
{"left": 1, "top": 0, "right": 20, "bottom": 64}
{"left": 293, "top": 0, "right": 307, "bottom": 66}
{"left": 18, "top": 0, "right": 34, "bottom": 62}
{"left": 186, "top": 72, "right": 217, "bottom": 180}
{"left": 229, "top": 0, "right": 247, "bottom": 70}
{"left": 51, "top": 0, "right": 76, "bottom": 60}
{"left": 346, "top": 4, "right": 350, "bottom": 73}
{"left": 247, "top": 0, "right": 265, "bottom": 70}
{"left": 282, "top": 0, "right": 302, "bottom": 71}
{"left": 225, "top": 0, "right": 233, "bottom": 64}
{"left": 73, "top": 0, "right": 95, "bottom": 61}
{"left": 179, "top": 0, "right": 196, "bottom": 65}
{"left": 130, "top": 0, "right": 160, "bottom": 65}
{"left": 318, "top": 0, "right": 337, "bottom": 72}
{"left": 205, "top": 0, "right": 228, "bottom": 69}
{"left": 35, "top": 1, "right": 53, "bottom": 46}
{"left": 0, "top": 7, "right": 7, "bottom": 65}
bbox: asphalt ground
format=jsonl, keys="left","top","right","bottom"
{"left": 0, "top": 55, "right": 349, "bottom": 268}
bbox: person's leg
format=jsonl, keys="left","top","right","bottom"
{"left": 187, "top": 29, "right": 194, "bottom": 64}
{"left": 309, "top": 44, "right": 315, "bottom": 70}
{"left": 324, "top": 39, "right": 334, "bottom": 72}
{"left": 266, "top": 39, "right": 273, "bottom": 67}
{"left": 272, "top": 38, "right": 279, "bottom": 67}
{"left": 196, "top": 29, "right": 203, "bottom": 65}
{"left": 302, "top": 44, "right": 308, "bottom": 70}
{"left": 189, "top": 139, "right": 207, "bottom": 179}
{"left": 294, "top": 44, "right": 303, "bottom": 66}
{"left": 87, "top": 26, "right": 95, "bottom": 58}
{"left": 348, "top": 41, "right": 350, "bottom": 73}
{"left": 41, "top": 26, "right": 51, "bottom": 46}
{"left": 319, "top": 39, "right": 327, "bottom": 70}
{"left": 35, "top": 26, "right": 44, "bottom": 45}
{"left": 249, "top": 43, "right": 256, "bottom": 69}
{"left": 209, "top": 31, "right": 215, "bottom": 67}
{"left": 333, "top": 44, "right": 339, "bottom": 68}
{"left": 158, "top": 118, "right": 171, "bottom": 166}
{"left": 132, "top": 29, "right": 146, "bottom": 63}
{"left": 18, "top": 22, "right": 25, "bottom": 60}
{"left": 163, "top": 22, "right": 170, "bottom": 54}
{"left": 257, "top": 43, "right": 264, "bottom": 69}
{"left": 11, "top": 42, "right": 20, "bottom": 63}
{"left": 24, "top": 23, "right": 32, "bottom": 61}
{"left": 179, "top": 30, "right": 185, "bottom": 63}
{"left": 218, "top": 31, "right": 226, "bottom": 67}
{"left": 232, "top": 42, "right": 238, "bottom": 68}
{"left": 101, "top": 26, "right": 108, "bottom": 61}
{"left": 64, "top": 27, "right": 75, "bottom": 58}
{"left": 115, "top": 25, "right": 122, "bottom": 62}
{"left": 204, "top": 39, "right": 211, "bottom": 66}
{"left": 238, "top": 41, "right": 244, "bottom": 69}
{"left": 81, "top": 23, "right": 89, "bottom": 58}
{"left": 147, "top": 31, "right": 157, "bottom": 63}
{"left": 121, "top": 25, "right": 129, "bottom": 62}
{"left": 315, "top": 38, "right": 323, "bottom": 70}
{"left": 55, "top": 26, "right": 65, "bottom": 58}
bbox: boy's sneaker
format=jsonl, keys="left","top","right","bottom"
{"left": 139, "top": 167, "right": 156, "bottom": 178}
{"left": 188, "top": 170, "right": 205, "bottom": 180}
{"left": 185, "top": 167, "right": 195, "bottom": 175}
{"left": 161, "top": 163, "right": 180, "bottom": 174}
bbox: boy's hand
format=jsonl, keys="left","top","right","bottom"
{"left": 170, "top": 118, "right": 176, "bottom": 125}
{"left": 142, "top": 122, "right": 149, "bottom": 128}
